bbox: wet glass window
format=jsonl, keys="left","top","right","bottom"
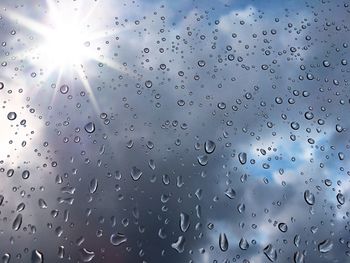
{"left": 0, "top": 0, "right": 349, "bottom": 262}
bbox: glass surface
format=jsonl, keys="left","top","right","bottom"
{"left": 0, "top": 0, "right": 349, "bottom": 262}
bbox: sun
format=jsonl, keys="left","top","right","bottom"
{"left": 39, "top": 18, "right": 89, "bottom": 68}
{"left": 3, "top": 0, "right": 129, "bottom": 112}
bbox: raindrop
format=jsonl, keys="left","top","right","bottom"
{"left": 179, "top": 212, "right": 190, "bottom": 232}
{"left": 130, "top": 166, "right": 143, "bottom": 181}
{"left": 80, "top": 248, "right": 95, "bottom": 262}
{"left": 219, "top": 233, "right": 228, "bottom": 252}
{"left": 84, "top": 122, "right": 95, "bottom": 133}
{"left": 204, "top": 140, "right": 216, "bottom": 154}
{"left": 197, "top": 155, "right": 208, "bottom": 166}
{"left": 318, "top": 239, "right": 333, "bottom": 253}
{"left": 171, "top": 236, "right": 185, "bottom": 253}
{"left": 31, "top": 250, "right": 44, "bottom": 263}
{"left": 225, "top": 187, "right": 236, "bottom": 199}
{"left": 263, "top": 244, "right": 277, "bottom": 262}
{"left": 12, "top": 214, "right": 22, "bottom": 231}
{"left": 89, "top": 178, "right": 98, "bottom": 194}
{"left": 278, "top": 222, "right": 288, "bottom": 232}
{"left": 59, "top": 84, "right": 69, "bottom": 94}
{"left": 304, "top": 190, "right": 315, "bottom": 205}
{"left": 7, "top": 112, "right": 17, "bottom": 121}
{"left": 336, "top": 193, "right": 345, "bottom": 205}
{"left": 238, "top": 152, "right": 247, "bottom": 164}
{"left": 110, "top": 232, "right": 127, "bottom": 246}
{"left": 38, "top": 199, "right": 47, "bottom": 209}
{"left": 239, "top": 238, "right": 249, "bottom": 250}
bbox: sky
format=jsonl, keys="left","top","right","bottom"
{"left": 0, "top": 0, "right": 349, "bottom": 262}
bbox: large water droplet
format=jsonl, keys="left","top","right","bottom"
{"left": 239, "top": 238, "right": 249, "bottom": 250}
{"left": 304, "top": 190, "right": 315, "bottom": 205}
{"left": 238, "top": 152, "right": 247, "bottom": 164}
{"left": 12, "top": 214, "right": 22, "bottom": 231}
{"left": 59, "top": 84, "right": 69, "bottom": 94}
{"left": 219, "top": 233, "right": 229, "bottom": 251}
{"left": 2, "top": 253, "right": 11, "bottom": 263}
{"left": 294, "top": 251, "right": 305, "bottom": 263}
{"left": 278, "top": 222, "right": 288, "bottom": 232}
{"left": 80, "top": 248, "right": 95, "bottom": 262}
{"left": 89, "top": 178, "right": 98, "bottom": 194}
{"left": 171, "top": 236, "right": 185, "bottom": 253}
{"left": 31, "top": 250, "right": 43, "bottom": 263}
{"left": 130, "top": 166, "right": 143, "bottom": 181}
{"left": 224, "top": 187, "right": 236, "bottom": 199}
{"left": 38, "top": 198, "right": 47, "bottom": 209}
{"left": 336, "top": 193, "right": 345, "bottom": 205}
{"left": 110, "top": 232, "right": 127, "bottom": 246}
{"left": 179, "top": 212, "right": 190, "bottom": 232}
{"left": 263, "top": 244, "right": 277, "bottom": 262}
{"left": 204, "top": 140, "right": 216, "bottom": 154}
{"left": 84, "top": 122, "right": 95, "bottom": 133}
{"left": 318, "top": 239, "right": 333, "bottom": 253}
{"left": 7, "top": 112, "right": 17, "bottom": 121}
{"left": 197, "top": 155, "right": 208, "bottom": 166}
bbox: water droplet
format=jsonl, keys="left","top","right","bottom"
{"left": 22, "top": 170, "right": 30, "bottom": 179}
{"left": 318, "top": 239, "right": 333, "bottom": 253}
{"left": 110, "top": 232, "right": 127, "bottom": 246}
{"left": 38, "top": 199, "right": 47, "bottom": 209}
{"left": 219, "top": 233, "right": 228, "bottom": 251}
{"left": 145, "top": 80, "right": 153, "bottom": 88}
{"left": 12, "top": 214, "right": 22, "bottom": 231}
{"left": 2, "top": 253, "right": 10, "bottom": 263}
{"left": 130, "top": 166, "right": 142, "bottom": 181}
{"left": 225, "top": 187, "right": 236, "bottom": 199}
{"left": 171, "top": 236, "right": 185, "bottom": 253}
{"left": 204, "top": 140, "right": 216, "bottom": 154}
{"left": 263, "top": 244, "right": 277, "bottom": 262}
{"left": 304, "top": 190, "right": 315, "bottom": 205}
{"left": 80, "top": 248, "right": 95, "bottom": 262}
{"left": 89, "top": 178, "right": 98, "bottom": 194}
{"left": 179, "top": 212, "right": 190, "bottom": 232}
{"left": 278, "top": 222, "right": 288, "bottom": 232}
{"left": 59, "top": 84, "right": 69, "bottom": 94}
{"left": 197, "top": 155, "right": 208, "bottom": 166}
{"left": 238, "top": 152, "right": 247, "bottom": 165}
{"left": 84, "top": 122, "right": 95, "bottom": 133}
{"left": 31, "top": 250, "right": 43, "bottom": 263}
{"left": 336, "top": 193, "right": 345, "bottom": 205}
{"left": 294, "top": 251, "right": 305, "bottom": 263}
{"left": 7, "top": 112, "right": 17, "bottom": 121}
{"left": 239, "top": 238, "right": 249, "bottom": 250}
{"left": 58, "top": 246, "right": 65, "bottom": 259}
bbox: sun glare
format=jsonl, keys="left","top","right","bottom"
{"left": 40, "top": 19, "right": 88, "bottom": 67}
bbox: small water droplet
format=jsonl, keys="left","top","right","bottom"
{"left": 7, "top": 112, "right": 17, "bottom": 121}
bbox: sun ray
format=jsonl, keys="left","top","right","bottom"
{"left": 76, "top": 66, "right": 101, "bottom": 115}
